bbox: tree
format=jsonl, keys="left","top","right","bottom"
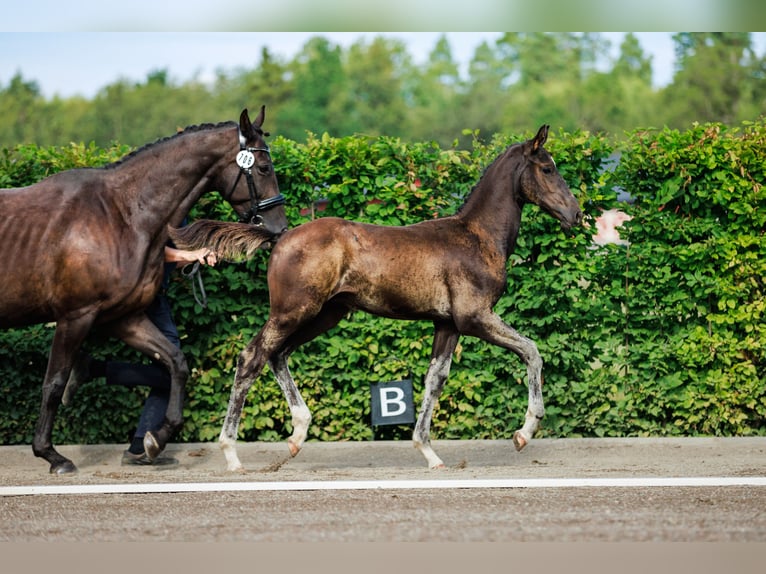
{"left": 276, "top": 37, "right": 347, "bottom": 141}
{"left": 211, "top": 47, "right": 292, "bottom": 136}
{"left": 496, "top": 33, "right": 610, "bottom": 133}
{"left": 341, "top": 36, "right": 410, "bottom": 138}
{"left": 0, "top": 73, "right": 44, "bottom": 146}
{"left": 460, "top": 40, "right": 514, "bottom": 144}
{"left": 579, "top": 33, "right": 657, "bottom": 134}
{"left": 613, "top": 33, "right": 653, "bottom": 84}
{"left": 661, "top": 33, "right": 759, "bottom": 126}
{"left": 405, "top": 34, "right": 464, "bottom": 146}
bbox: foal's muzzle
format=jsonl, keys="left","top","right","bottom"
{"left": 560, "top": 209, "right": 583, "bottom": 231}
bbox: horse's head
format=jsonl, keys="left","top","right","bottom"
{"left": 223, "top": 106, "right": 288, "bottom": 236}
{"left": 519, "top": 125, "right": 582, "bottom": 230}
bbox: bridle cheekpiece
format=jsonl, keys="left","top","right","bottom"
{"left": 229, "top": 130, "right": 285, "bottom": 224}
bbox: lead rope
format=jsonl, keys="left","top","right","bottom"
{"left": 181, "top": 261, "right": 208, "bottom": 309}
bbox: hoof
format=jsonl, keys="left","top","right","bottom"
{"left": 51, "top": 460, "right": 78, "bottom": 475}
{"left": 430, "top": 463, "right": 446, "bottom": 470}
{"left": 287, "top": 440, "right": 301, "bottom": 457}
{"left": 143, "top": 432, "right": 161, "bottom": 461}
{"left": 512, "top": 431, "right": 528, "bottom": 452}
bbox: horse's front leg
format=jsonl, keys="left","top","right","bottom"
{"left": 413, "top": 323, "right": 459, "bottom": 469}
{"left": 33, "top": 314, "right": 95, "bottom": 474}
{"left": 269, "top": 352, "right": 311, "bottom": 457}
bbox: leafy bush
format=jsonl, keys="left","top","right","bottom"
{"left": 0, "top": 120, "right": 763, "bottom": 446}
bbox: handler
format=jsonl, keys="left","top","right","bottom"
{"left": 63, "top": 245, "right": 217, "bottom": 466}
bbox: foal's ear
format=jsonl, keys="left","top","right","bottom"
{"left": 531, "top": 124, "right": 549, "bottom": 152}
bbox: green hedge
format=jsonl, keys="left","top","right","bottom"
{"left": 1, "top": 119, "right": 763, "bottom": 446}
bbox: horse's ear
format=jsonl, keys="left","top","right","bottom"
{"left": 532, "top": 125, "right": 549, "bottom": 152}
{"left": 240, "top": 108, "right": 253, "bottom": 135}
{"left": 253, "top": 105, "right": 266, "bottom": 129}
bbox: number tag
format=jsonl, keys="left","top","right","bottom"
{"left": 236, "top": 150, "right": 255, "bottom": 169}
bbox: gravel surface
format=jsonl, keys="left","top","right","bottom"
{"left": 1, "top": 437, "right": 765, "bottom": 543}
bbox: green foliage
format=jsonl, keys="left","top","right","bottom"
{"left": 1, "top": 119, "right": 764, "bottom": 446}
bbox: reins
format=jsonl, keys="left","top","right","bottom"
{"left": 181, "top": 261, "right": 208, "bottom": 309}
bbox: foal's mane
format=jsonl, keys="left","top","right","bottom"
{"left": 455, "top": 141, "right": 522, "bottom": 216}
{"left": 105, "top": 121, "right": 238, "bottom": 169}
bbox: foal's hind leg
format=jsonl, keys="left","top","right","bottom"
{"left": 269, "top": 353, "right": 310, "bottom": 457}
{"left": 412, "top": 323, "right": 460, "bottom": 469}
{"left": 219, "top": 327, "right": 279, "bottom": 471}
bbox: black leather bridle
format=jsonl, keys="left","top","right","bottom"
{"left": 227, "top": 132, "right": 285, "bottom": 224}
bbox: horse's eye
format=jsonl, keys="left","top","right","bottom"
{"left": 256, "top": 165, "right": 272, "bottom": 176}
{"left": 542, "top": 166, "right": 553, "bottom": 175}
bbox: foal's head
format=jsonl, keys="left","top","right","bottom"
{"left": 518, "top": 125, "right": 582, "bottom": 230}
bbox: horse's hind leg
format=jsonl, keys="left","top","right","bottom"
{"left": 412, "top": 323, "right": 460, "bottom": 469}
{"left": 33, "top": 314, "right": 95, "bottom": 474}
{"left": 109, "top": 314, "right": 189, "bottom": 461}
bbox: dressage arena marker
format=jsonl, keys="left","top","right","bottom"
{"left": 2, "top": 476, "right": 766, "bottom": 496}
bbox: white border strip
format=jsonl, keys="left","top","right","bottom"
{"left": 2, "top": 476, "right": 765, "bottom": 496}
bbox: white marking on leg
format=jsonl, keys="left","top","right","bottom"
{"left": 219, "top": 430, "right": 244, "bottom": 472}
{"left": 413, "top": 353, "right": 452, "bottom": 469}
{"left": 514, "top": 339, "right": 544, "bottom": 449}
{"left": 218, "top": 364, "right": 253, "bottom": 472}
{"left": 288, "top": 404, "right": 311, "bottom": 456}
{"left": 270, "top": 357, "right": 311, "bottom": 457}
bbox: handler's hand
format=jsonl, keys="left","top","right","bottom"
{"left": 164, "top": 246, "right": 218, "bottom": 266}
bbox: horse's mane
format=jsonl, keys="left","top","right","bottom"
{"left": 105, "top": 120, "right": 238, "bottom": 169}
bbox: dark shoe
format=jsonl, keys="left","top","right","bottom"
{"left": 63, "top": 354, "right": 92, "bottom": 406}
{"left": 121, "top": 450, "right": 178, "bottom": 467}
{"left": 143, "top": 431, "right": 162, "bottom": 461}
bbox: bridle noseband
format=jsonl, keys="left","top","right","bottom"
{"left": 228, "top": 131, "right": 286, "bottom": 224}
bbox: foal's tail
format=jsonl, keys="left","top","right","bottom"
{"left": 168, "top": 220, "right": 278, "bottom": 261}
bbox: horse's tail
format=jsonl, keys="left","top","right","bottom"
{"left": 168, "top": 220, "right": 278, "bottom": 261}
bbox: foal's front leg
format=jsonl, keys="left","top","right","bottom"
{"left": 469, "top": 312, "right": 544, "bottom": 451}
{"left": 413, "top": 324, "right": 459, "bottom": 469}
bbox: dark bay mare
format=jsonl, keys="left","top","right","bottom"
{"left": 0, "top": 106, "right": 287, "bottom": 474}
{"left": 173, "top": 125, "right": 582, "bottom": 470}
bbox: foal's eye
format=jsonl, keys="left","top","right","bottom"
{"left": 542, "top": 166, "right": 553, "bottom": 175}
